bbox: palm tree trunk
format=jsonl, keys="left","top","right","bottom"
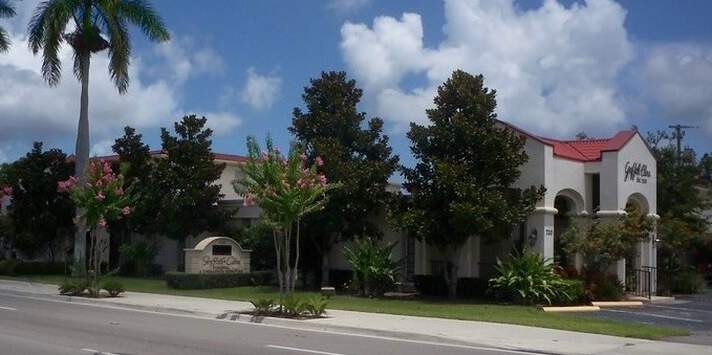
{"left": 72, "top": 52, "right": 91, "bottom": 277}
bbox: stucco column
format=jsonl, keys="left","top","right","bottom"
{"left": 529, "top": 207, "right": 556, "bottom": 259}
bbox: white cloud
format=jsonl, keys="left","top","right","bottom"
{"left": 328, "top": 0, "right": 371, "bottom": 14}
{"left": 639, "top": 43, "right": 712, "bottom": 135}
{"left": 185, "top": 111, "right": 243, "bottom": 136}
{"left": 0, "top": 6, "right": 240, "bottom": 162}
{"left": 155, "top": 35, "right": 225, "bottom": 83}
{"left": 340, "top": 0, "right": 634, "bottom": 136}
{"left": 240, "top": 68, "right": 282, "bottom": 111}
{"left": 91, "top": 139, "right": 115, "bottom": 157}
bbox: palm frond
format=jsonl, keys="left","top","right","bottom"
{"left": 0, "top": 0, "right": 16, "bottom": 18}
{"left": 95, "top": 2, "right": 130, "bottom": 92}
{"left": 115, "top": 0, "right": 169, "bottom": 42}
{"left": 0, "top": 27, "right": 9, "bottom": 52}
{"left": 27, "top": 0, "right": 78, "bottom": 86}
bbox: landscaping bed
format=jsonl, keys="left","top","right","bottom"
{"left": 1, "top": 274, "right": 688, "bottom": 340}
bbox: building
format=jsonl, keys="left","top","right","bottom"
{"left": 326, "top": 121, "right": 658, "bottom": 293}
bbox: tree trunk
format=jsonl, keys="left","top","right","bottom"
{"left": 72, "top": 52, "right": 91, "bottom": 277}
{"left": 443, "top": 246, "right": 462, "bottom": 299}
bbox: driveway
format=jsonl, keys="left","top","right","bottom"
{"left": 584, "top": 290, "right": 712, "bottom": 345}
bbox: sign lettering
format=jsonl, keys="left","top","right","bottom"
{"left": 624, "top": 161, "right": 651, "bottom": 184}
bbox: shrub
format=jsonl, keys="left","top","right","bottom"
{"left": 551, "top": 279, "right": 588, "bottom": 305}
{"left": 280, "top": 295, "right": 306, "bottom": 317}
{"left": 250, "top": 298, "right": 276, "bottom": 315}
{"left": 0, "top": 259, "right": 18, "bottom": 275}
{"left": 303, "top": 296, "right": 328, "bottom": 317}
{"left": 328, "top": 269, "right": 353, "bottom": 290}
{"left": 102, "top": 280, "right": 125, "bottom": 297}
{"left": 165, "top": 271, "right": 273, "bottom": 289}
{"left": 9, "top": 261, "right": 66, "bottom": 275}
{"left": 413, "top": 275, "right": 448, "bottom": 297}
{"left": 119, "top": 241, "right": 158, "bottom": 277}
{"left": 589, "top": 274, "right": 624, "bottom": 301}
{"left": 457, "top": 278, "right": 488, "bottom": 299}
{"left": 672, "top": 270, "right": 706, "bottom": 294}
{"left": 59, "top": 279, "right": 87, "bottom": 296}
{"left": 344, "top": 238, "right": 400, "bottom": 297}
{"left": 488, "top": 249, "right": 572, "bottom": 305}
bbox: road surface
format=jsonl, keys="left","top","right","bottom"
{"left": 0, "top": 291, "right": 541, "bottom": 355}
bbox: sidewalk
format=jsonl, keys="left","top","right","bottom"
{"left": 0, "top": 279, "right": 708, "bottom": 355}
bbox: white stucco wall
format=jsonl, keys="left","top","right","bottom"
{"left": 216, "top": 161, "right": 245, "bottom": 201}
{"left": 613, "top": 134, "right": 657, "bottom": 214}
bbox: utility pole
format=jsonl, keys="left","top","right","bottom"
{"left": 668, "top": 124, "right": 698, "bottom": 164}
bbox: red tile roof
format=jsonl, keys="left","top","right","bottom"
{"left": 499, "top": 120, "right": 638, "bottom": 162}
{"left": 69, "top": 150, "right": 249, "bottom": 163}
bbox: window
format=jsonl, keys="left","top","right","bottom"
{"left": 212, "top": 245, "right": 232, "bottom": 256}
{"left": 592, "top": 173, "right": 600, "bottom": 213}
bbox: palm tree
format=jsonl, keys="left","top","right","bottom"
{"left": 0, "top": 0, "right": 16, "bottom": 52}
{"left": 28, "top": 0, "right": 169, "bottom": 274}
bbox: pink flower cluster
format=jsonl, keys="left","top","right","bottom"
{"left": 243, "top": 194, "right": 256, "bottom": 207}
{"left": 57, "top": 176, "right": 78, "bottom": 192}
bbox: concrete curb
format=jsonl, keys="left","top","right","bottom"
{"left": 592, "top": 301, "right": 643, "bottom": 308}
{"left": 540, "top": 305, "right": 600, "bottom": 312}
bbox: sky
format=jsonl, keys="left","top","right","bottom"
{"left": 0, "top": 0, "right": 710, "bottom": 174}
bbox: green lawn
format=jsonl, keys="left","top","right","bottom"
{"left": 3, "top": 274, "right": 689, "bottom": 340}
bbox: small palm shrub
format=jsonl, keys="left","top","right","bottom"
{"left": 488, "top": 249, "right": 572, "bottom": 305}
{"left": 102, "top": 280, "right": 125, "bottom": 297}
{"left": 250, "top": 298, "right": 276, "bottom": 315}
{"left": 59, "top": 279, "right": 87, "bottom": 296}
{"left": 280, "top": 295, "right": 306, "bottom": 317}
{"left": 304, "top": 296, "right": 328, "bottom": 317}
{"left": 344, "top": 238, "right": 400, "bottom": 297}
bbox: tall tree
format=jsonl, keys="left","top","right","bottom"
{"left": 111, "top": 126, "right": 157, "bottom": 234}
{"left": 289, "top": 71, "right": 399, "bottom": 286}
{"left": 646, "top": 131, "right": 710, "bottom": 271}
{"left": 4, "top": 142, "right": 74, "bottom": 261}
{"left": 0, "top": 0, "right": 15, "bottom": 52}
{"left": 396, "top": 70, "right": 545, "bottom": 298}
{"left": 155, "top": 115, "right": 227, "bottom": 271}
{"left": 28, "top": 0, "right": 169, "bottom": 274}
{"left": 110, "top": 126, "right": 160, "bottom": 268}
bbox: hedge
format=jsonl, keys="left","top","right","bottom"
{"left": 14, "top": 262, "right": 68, "bottom": 275}
{"left": 0, "top": 261, "right": 67, "bottom": 276}
{"left": 165, "top": 271, "right": 273, "bottom": 289}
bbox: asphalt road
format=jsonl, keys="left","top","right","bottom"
{"left": 0, "top": 292, "right": 539, "bottom": 355}
{"left": 584, "top": 290, "right": 712, "bottom": 346}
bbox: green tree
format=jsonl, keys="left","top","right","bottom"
{"left": 646, "top": 131, "right": 710, "bottom": 273}
{"left": 3, "top": 142, "right": 74, "bottom": 262}
{"left": 289, "top": 71, "right": 399, "bottom": 286}
{"left": 58, "top": 160, "right": 136, "bottom": 295}
{"left": 395, "top": 70, "right": 545, "bottom": 298}
{"left": 235, "top": 136, "right": 333, "bottom": 296}
{"left": 561, "top": 206, "right": 653, "bottom": 276}
{"left": 28, "top": 0, "right": 169, "bottom": 274}
{"left": 110, "top": 126, "right": 161, "bottom": 270}
{"left": 0, "top": 0, "right": 15, "bottom": 52}
{"left": 155, "top": 115, "right": 227, "bottom": 271}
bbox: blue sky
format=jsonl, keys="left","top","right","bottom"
{"left": 0, "top": 0, "right": 710, "bottom": 172}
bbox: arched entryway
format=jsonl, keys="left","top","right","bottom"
{"left": 554, "top": 189, "right": 585, "bottom": 267}
{"left": 624, "top": 193, "right": 651, "bottom": 272}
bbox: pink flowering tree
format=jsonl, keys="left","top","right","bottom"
{"left": 58, "top": 160, "right": 135, "bottom": 295}
{"left": 234, "top": 136, "right": 335, "bottom": 296}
